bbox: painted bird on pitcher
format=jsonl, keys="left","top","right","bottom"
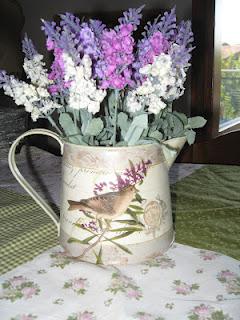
{"left": 68, "top": 185, "right": 137, "bottom": 219}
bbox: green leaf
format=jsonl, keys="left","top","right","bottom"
{"left": 117, "top": 112, "right": 130, "bottom": 138}
{"left": 59, "top": 113, "right": 84, "bottom": 144}
{"left": 99, "top": 139, "right": 111, "bottom": 145}
{"left": 148, "top": 130, "right": 163, "bottom": 142}
{"left": 129, "top": 213, "right": 138, "bottom": 221}
{"left": 135, "top": 139, "right": 155, "bottom": 145}
{"left": 126, "top": 127, "right": 144, "bottom": 146}
{"left": 185, "top": 129, "right": 196, "bottom": 145}
{"left": 166, "top": 113, "right": 175, "bottom": 128}
{"left": 97, "top": 128, "right": 107, "bottom": 140}
{"left": 94, "top": 246, "right": 103, "bottom": 265}
{"left": 114, "top": 219, "right": 144, "bottom": 226}
{"left": 109, "top": 227, "right": 143, "bottom": 232}
{"left": 107, "top": 90, "right": 117, "bottom": 117}
{"left": 188, "top": 116, "right": 207, "bottom": 129}
{"left": 124, "top": 113, "right": 148, "bottom": 145}
{"left": 67, "top": 235, "right": 97, "bottom": 244}
{"left": 116, "top": 141, "right": 128, "bottom": 146}
{"left": 129, "top": 205, "right": 143, "bottom": 211}
{"left": 162, "top": 119, "right": 169, "bottom": 129}
{"left": 80, "top": 109, "right": 92, "bottom": 134}
{"left": 135, "top": 193, "right": 143, "bottom": 203}
{"left": 173, "top": 111, "right": 188, "bottom": 125}
{"left": 156, "top": 118, "right": 164, "bottom": 130}
{"left": 107, "top": 231, "right": 134, "bottom": 241}
{"left": 68, "top": 134, "right": 88, "bottom": 145}
{"left": 85, "top": 118, "right": 104, "bottom": 136}
{"left": 126, "top": 208, "right": 143, "bottom": 215}
{"left": 110, "top": 240, "right": 132, "bottom": 254}
{"left": 98, "top": 218, "right": 103, "bottom": 230}
{"left": 73, "top": 223, "right": 95, "bottom": 235}
{"left": 142, "top": 128, "right": 149, "bottom": 138}
{"left": 106, "top": 239, "right": 133, "bottom": 254}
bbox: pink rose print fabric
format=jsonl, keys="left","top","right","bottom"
{"left": 0, "top": 243, "right": 239, "bottom": 319}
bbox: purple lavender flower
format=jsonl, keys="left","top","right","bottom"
{"left": 41, "top": 19, "right": 81, "bottom": 64}
{"left": 78, "top": 23, "right": 101, "bottom": 60}
{"left": 124, "top": 160, "right": 152, "bottom": 185}
{"left": 170, "top": 20, "right": 194, "bottom": 68}
{"left": 133, "top": 7, "right": 193, "bottom": 81}
{"left": 89, "top": 19, "right": 106, "bottom": 38}
{"left": 135, "top": 7, "right": 177, "bottom": 76}
{"left": 59, "top": 14, "right": 101, "bottom": 61}
{"left": 93, "top": 182, "right": 107, "bottom": 195}
{"left": 94, "top": 159, "right": 152, "bottom": 193}
{"left": 134, "top": 31, "right": 170, "bottom": 82}
{"left": 95, "top": 23, "right": 135, "bottom": 89}
{"left": 22, "top": 34, "right": 38, "bottom": 59}
{"left": 59, "top": 26, "right": 82, "bottom": 64}
{"left": 137, "top": 31, "right": 170, "bottom": 66}
{"left": 118, "top": 5, "right": 144, "bottom": 30}
{"left": 143, "top": 7, "right": 176, "bottom": 41}
{"left": 113, "top": 173, "right": 131, "bottom": 191}
{"left": 81, "top": 220, "right": 99, "bottom": 232}
{"left": 59, "top": 12, "right": 81, "bottom": 33}
{"left": 46, "top": 41, "right": 69, "bottom": 95}
{"left": 41, "top": 20, "right": 61, "bottom": 43}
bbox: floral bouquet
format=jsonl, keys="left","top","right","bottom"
{"left": 0, "top": 6, "right": 206, "bottom": 147}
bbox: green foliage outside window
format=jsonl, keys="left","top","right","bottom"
{"left": 221, "top": 52, "right": 240, "bottom": 122}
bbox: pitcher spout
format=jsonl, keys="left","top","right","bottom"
{"left": 162, "top": 136, "right": 187, "bottom": 169}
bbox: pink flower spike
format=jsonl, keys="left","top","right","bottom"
{"left": 106, "top": 64, "right": 116, "bottom": 76}
{"left": 46, "top": 38, "right": 55, "bottom": 51}
{"left": 100, "top": 80, "right": 110, "bottom": 89}
{"left": 119, "top": 24, "right": 134, "bottom": 36}
{"left": 48, "top": 85, "right": 58, "bottom": 94}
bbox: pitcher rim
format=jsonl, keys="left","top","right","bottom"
{"left": 63, "top": 139, "right": 157, "bottom": 150}
{"left": 62, "top": 136, "right": 186, "bottom": 150}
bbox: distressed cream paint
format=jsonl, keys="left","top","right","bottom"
{"left": 9, "top": 129, "right": 186, "bottom": 265}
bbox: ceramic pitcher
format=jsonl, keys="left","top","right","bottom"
{"left": 8, "top": 129, "right": 186, "bottom": 265}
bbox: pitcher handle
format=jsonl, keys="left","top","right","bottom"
{"left": 8, "top": 129, "right": 64, "bottom": 235}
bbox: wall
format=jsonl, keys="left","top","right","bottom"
{"left": 18, "top": 0, "right": 191, "bottom": 58}
{"left": 0, "top": 0, "right": 26, "bottom": 152}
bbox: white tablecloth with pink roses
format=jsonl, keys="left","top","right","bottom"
{"left": 0, "top": 243, "right": 240, "bottom": 320}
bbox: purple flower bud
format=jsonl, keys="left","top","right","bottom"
{"left": 119, "top": 23, "right": 134, "bottom": 37}
{"left": 22, "top": 34, "right": 38, "bottom": 59}
{"left": 46, "top": 38, "right": 55, "bottom": 51}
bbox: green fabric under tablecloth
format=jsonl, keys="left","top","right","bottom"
{"left": 173, "top": 165, "right": 240, "bottom": 260}
{"left": 0, "top": 189, "right": 58, "bottom": 274}
{"left": 0, "top": 165, "right": 239, "bottom": 275}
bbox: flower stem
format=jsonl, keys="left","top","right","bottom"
{"left": 73, "top": 109, "right": 78, "bottom": 127}
{"left": 113, "top": 89, "right": 119, "bottom": 146}
{"left": 78, "top": 226, "right": 110, "bottom": 260}
{"left": 47, "top": 115, "right": 63, "bottom": 136}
